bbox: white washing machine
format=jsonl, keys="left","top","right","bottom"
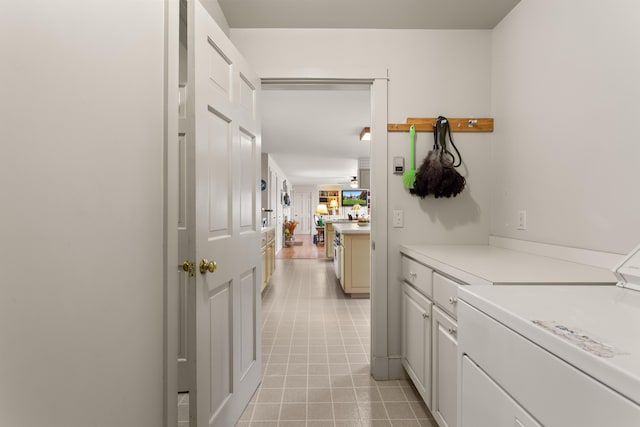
{"left": 458, "top": 244, "right": 640, "bottom": 427}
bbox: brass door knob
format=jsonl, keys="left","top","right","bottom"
{"left": 181, "top": 260, "right": 195, "bottom": 277}
{"left": 199, "top": 259, "right": 217, "bottom": 274}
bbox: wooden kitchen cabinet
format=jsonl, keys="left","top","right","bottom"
{"left": 325, "top": 221, "right": 335, "bottom": 258}
{"left": 340, "top": 232, "right": 370, "bottom": 294}
{"left": 261, "top": 227, "right": 275, "bottom": 292}
{"left": 402, "top": 282, "right": 433, "bottom": 407}
{"left": 340, "top": 232, "right": 371, "bottom": 294}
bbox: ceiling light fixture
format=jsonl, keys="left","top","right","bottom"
{"left": 350, "top": 176, "right": 359, "bottom": 188}
{"left": 359, "top": 127, "right": 371, "bottom": 141}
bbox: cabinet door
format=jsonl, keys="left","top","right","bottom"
{"left": 342, "top": 234, "right": 371, "bottom": 294}
{"left": 261, "top": 246, "right": 267, "bottom": 291}
{"left": 461, "top": 355, "right": 541, "bottom": 427}
{"left": 402, "top": 282, "right": 432, "bottom": 407}
{"left": 268, "top": 241, "right": 275, "bottom": 276}
{"left": 432, "top": 306, "right": 458, "bottom": 427}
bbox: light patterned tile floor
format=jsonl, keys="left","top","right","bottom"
{"left": 179, "top": 258, "right": 438, "bottom": 427}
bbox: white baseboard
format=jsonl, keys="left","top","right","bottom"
{"left": 388, "top": 356, "right": 404, "bottom": 380}
{"left": 489, "top": 236, "right": 624, "bottom": 270}
{"left": 371, "top": 356, "right": 389, "bottom": 380}
{"left": 371, "top": 356, "right": 405, "bottom": 381}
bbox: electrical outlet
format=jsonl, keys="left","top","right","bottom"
{"left": 517, "top": 210, "right": 527, "bottom": 230}
{"left": 392, "top": 210, "right": 404, "bottom": 228}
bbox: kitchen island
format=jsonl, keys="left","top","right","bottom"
{"left": 333, "top": 222, "right": 370, "bottom": 296}
{"left": 324, "top": 219, "right": 359, "bottom": 258}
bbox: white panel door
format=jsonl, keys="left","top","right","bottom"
{"left": 188, "top": 2, "right": 262, "bottom": 426}
{"left": 293, "top": 191, "right": 311, "bottom": 234}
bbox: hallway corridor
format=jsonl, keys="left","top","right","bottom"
{"left": 236, "top": 258, "right": 436, "bottom": 426}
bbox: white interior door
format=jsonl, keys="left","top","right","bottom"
{"left": 177, "top": 83, "right": 196, "bottom": 395}
{"left": 188, "top": 2, "right": 262, "bottom": 426}
{"left": 293, "top": 191, "right": 312, "bottom": 234}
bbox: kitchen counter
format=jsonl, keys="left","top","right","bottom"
{"left": 400, "top": 244, "right": 617, "bottom": 287}
{"left": 333, "top": 222, "right": 370, "bottom": 234}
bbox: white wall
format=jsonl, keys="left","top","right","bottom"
{"left": 231, "top": 29, "right": 493, "bottom": 366}
{"left": 0, "top": 1, "right": 165, "bottom": 426}
{"left": 491, "top": 0, "right": 640, "bottom": 255}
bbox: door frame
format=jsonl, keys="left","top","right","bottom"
{"left": 163, "top": 0, "right": 180, "bottom": 426}
{"left": 261, "top": 75, "right": 390, "bottom": 380}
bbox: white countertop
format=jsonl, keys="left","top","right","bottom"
{"left": 400, "top": 244, "right": 617, "bottom": 286}
{"left": 459, "top": 284, "right": 640, "bottom": 406}
{"left": 333, "top": 222, "right": 370, "bottom": 234}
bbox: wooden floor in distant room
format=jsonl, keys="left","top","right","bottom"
{"left": 277, "top": 234, "right": 328, "bottom": 259}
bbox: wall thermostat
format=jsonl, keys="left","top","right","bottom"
{"left": 393, "top": 157, "right": 404, "bottom": 174}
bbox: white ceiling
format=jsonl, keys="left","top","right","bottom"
{"left": 262, "top": 84, "right": 371, "bottom": 187}
{"left": 219, "top": 0, "right": 521, "bottom": 30}
{"left": 223, "top": 0, "right": 521, "bottom": 188}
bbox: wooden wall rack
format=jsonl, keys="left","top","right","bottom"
{"left": 388, "top": 117, "right": 494, "bottom": 133}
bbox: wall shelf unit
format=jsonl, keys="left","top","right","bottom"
{"left": 319, "top": 190, "right": 340, "bottom": 207}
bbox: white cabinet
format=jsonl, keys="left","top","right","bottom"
{"left": 433, "top": 273, "right": 459, "bottom": 319}
{"left": 402, "top": 255, "right": 433, "bottom": 297}
{"left": 432, "top": 306, "right": 458, "bottom": 427}
{"left": 402, "top": 282, "right": 432, "bottom": 406}
{"left": 401, "top": 255, "right": 461, "bottom": 427}
{"left": 461, "top": 356, "right": 541, "bottom": 427}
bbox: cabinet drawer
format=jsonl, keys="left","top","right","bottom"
{"left": 402, "top": 256, "right": 433, "bottom": 298}
{"left": 433, "top": 272, "right": 460, "bottom": 319}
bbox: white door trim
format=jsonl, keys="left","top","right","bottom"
{"left": 164, "top": 0, "right": 180, "bottom": 425}
{"left": 261, "top": 75, "right": 390, "bottom": 379}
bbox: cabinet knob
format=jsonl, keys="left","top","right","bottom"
{"left": 410, "top": 272, "right": 417, "bottom": 278}
{"left": 447, "top": 327, "right": 457, "bottom": 336}
{"left": 448, "top": 297, "right": 458, "bottom": 305}
{"left": 422, "top": 313, "right": 429, "bottom": 319}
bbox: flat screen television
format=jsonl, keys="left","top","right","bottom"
{"left": 341, "top": 189, "right": 368, "bottom": 206}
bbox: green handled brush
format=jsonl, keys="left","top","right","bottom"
{"left": 402, "top": 124, "right": 417, "bottom": 189}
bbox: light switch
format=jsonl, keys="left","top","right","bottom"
{"left": 393, "top": 157, "right": 404, "bottom": 174}
{"left": 517, "top": 210, "right": 527, "bottom": 230}
{"left": 392, "top": 210, "right": 404, "bottom": 228}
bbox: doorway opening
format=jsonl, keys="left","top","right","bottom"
{"left": 258, "top": 75, "right": 390, "bottom": 383}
